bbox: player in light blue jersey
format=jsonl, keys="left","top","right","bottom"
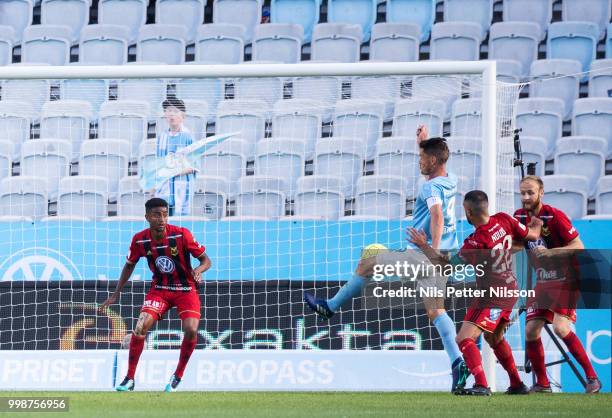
{"left": 155, "top": 97, "right": 196, "bottom": 216}
{"left": 305, "top": 125, "right": 469, "bottom": 392}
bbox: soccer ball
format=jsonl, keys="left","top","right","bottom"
{"left": 361, "top": 243, "right": 388, "bottom": 260}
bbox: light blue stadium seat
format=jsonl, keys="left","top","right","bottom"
{"left": 55, "top": 175, "right": 109, "bottom": 219}
{"left": 385, "top": 0, "right": 434, "bottom": 43}
{"left": 541, "top": 174, "right": 589, "bottom": 219}
{"left": 79, "top": 24, "right": 129, "bottom": 65}
{"left": 155, "top": 0, "right": 204, "bottom": 44}
{"left": 547, "top": 21, "right": 599, "bottom": 76}
{"left": 60, "top": 77, "right": 108, "bottom": 118}
{"left": 554, "top": 136, "right": 607, "bottom": 197}
{"left": 175, "top": 75, "right": 225, "bottom": 121}
{"left": 562, "top": 0, "right": 611, "bottom": 39}
{"left": 41, "top": 0, "right": 90, "bottom": 44}
{"left": 430, "top": 21, "right": 482, "bottom": 61}
{"left": 311, "top": 23, "right": 362, "bottom": 62}
{"left": 213, "top": 0, "right": 263, "bottom": 43}
{"left": 392, "top": 99, "right": 445, "bottom": 138}
{"left": 333, "top": 99, "right": 385, "bottom": 160}
{"left": 215, "top": 99, "right": 268, "bottom": 156}
{"left": 0, "top": 140, "right": 11, "bottom": 181}
{"left": 199, "top": 138, "right": 249, "bottom": 194}
{"left": 293, "top": 175, "right": 345, "bottom": 220}
{"left": 0, "top": 25, "right": 15, "bottom": 66}
{"left": 136, "top": 24, "right": 187, "bottom": 64}
{"left": 494, "top": 59, "right": 523, "bottom": 83}
{"left": 369, "top": 22, "right": 420, "bottom": 62}
{"left": 572, "top": 98, "right": 612, "bottom": 157}
{"left": 502, "top": 0, "right": 551, "bottom": 40}
{"left": 20, "top": 138, "right": 71, "bottom": 199}
{"left": 252, "top": 23, "right": 303, "bottom": 63}
{"left": 446, "top": 136, "right": 482, "bottom": 180}
{"left": 0, "top": 100, "right": 34, "bottom": 157}
{"left": 255, "top": 138, "right": 306, "bottom": 197}
{"left": 595, "top": 176, "right": 612, "bottom": 215}
{"left": 374, "top": 136, "right": 420, "bottom": 198}
{"left": 489, "top": 22, "right": 541, "bottom": 79}
{"left": 411, "top": 75, "right": 463, "bottom": 120}
{"left": 0, "top": 0, "right": 33, "bottom": 44}
{"left": 270, "top": 0, "right": 320, "bottom": 44}
{"left": 354, "top": 175, "right": 407, "bottom": 219}
{"left": 98, "top": 0, "right": 147, "bottom": 44}
{"left": 98, "top": 100, "right": 149, "bottom": 159}
{"left": 327, "top": 0, "right": 376, "bottom": 42}
{"left": 79, "top": 138, "right": 130, "bottom": 196}
{"left": 115, "top": 176, "right": 147, "bottom": 217}
{"left": 292, "top": 76, "right": 342, "bottom": 121}
{"left": 117, "top": 77, "right": 167, "bottom": 120}
{"left": 519, "top": 136, "right": 547, "bottom": 178}
{"left": 351, "top": 75, "right": 401, "bottom": 120}
{"left": 607, "top": 23, "right": 612, "bottom": 58}
{"left": 589, "top": 59, "right": 612, "bottom": 98}
{"left": 314, "top": 137, "right": 364, "bottom": 198}
{"left": 194, "top": 23, "right": 245, "bottom": 64}
{"left": 190, "top": 175, "right": 230, "bottom": 219}
{"left": 451, "top": 98, "right": 482, "bottom": 137}
{"left": 1, "top": 69, "right": 50, "bottom": 117}
{"left": 0, "top": 176, "right": 48, "bottom": 218}
{"left": 516, "top": 98, "right": 564, "bottom": 158}
{"left": 235, "top": 77, "right": 283, "bottom": 113}
{"left": 235, "top": 175, "right": 286, "bottom": 219}
{"left": 529, "top": 59, "right": 582, "bottom": 120}
{"left": 443, "top": 0, "right": 493, "bottom": 38}
{"left": 40, "top": 99, "right": 93, "bottom": 159}
{"left": 271, "top": 99, "right": 324, "bottom": 160}
{"left": 21, "top": 24, "right": 71, "bottom": 65}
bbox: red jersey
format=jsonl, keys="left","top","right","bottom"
{"left": 127, "top": 224, "right": 206, "bottom": 291}
{"left": 458, "top": 212, "right": 529, "bottom": 308}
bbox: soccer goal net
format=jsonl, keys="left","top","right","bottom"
{"left": 0, "top": 62, "right": 522, "bottom": 376}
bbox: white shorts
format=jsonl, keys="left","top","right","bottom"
{"left": 375, "top": 249, "right": 448, "bottom": 295}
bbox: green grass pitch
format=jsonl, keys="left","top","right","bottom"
{"left": 2, "top": 392, "right": 611, "bottom": 417}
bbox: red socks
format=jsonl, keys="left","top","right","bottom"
{"left": 562, "top": 331, "right": 598, "bottom": 379}
{"left": 492, "top": 338, "right": 522, "bottom": 388}
{"left": 459, "top": 338, "right": 488, "bottom": 387}
{"left": 526, "top": 338, "right": 550, "bottom": 387}
{"left": 127, "top": 334, "right": 146, "bottom": 379}
{"left": 174, "top": 337, "right": 198, "bottom": 379}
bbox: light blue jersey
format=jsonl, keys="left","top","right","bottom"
{"left": 155, "top": 127, "right": 195, "bottom": 215}
{"left": 411, "top": 173, "right": 458, "bottom": 250}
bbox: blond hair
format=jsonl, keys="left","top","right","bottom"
{"left": 520, "top": 175, "right": 544, "bottom": 190}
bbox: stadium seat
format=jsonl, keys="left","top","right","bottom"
{"left": 430, "top": 22, "right": 482, "bottom": 61}
{"left": 271, "top": 99, "right": 324, "bottom": 159}
{"left": 116, "top": 78, "right": 167, "bottom": 120}
{"left": 554, "top": 136, "right": 607, "bottom": 197}
{"left": 529, "top": 59, "right": 582, "bottom": 120}
{"left": 213, "top": 0, "right": 263, "bottom": 43}
{"left": 199, "top": 137, "right": 250, "bottom": 194}
{"left": 412, "top": 75, "right": 463, "bottom": 120}
{"left": 385, "top": 0, "right": 434, "bottom": 43}
{"left": 155, "top": 0, "right": 205, "bottom": 44}
{"left": 270, "top": 0, "right": 320, "bottom": 44}
{"left": 1, "top": 69, "right": 50, "bottom": 117}
{"left": 562, "top": 0, "right": 611, "bottom": 39}
{"left": 541, "top": 175, "right": 588, "bottom": 219}
{"left": 351, "top": 76, "right": 401, "bottom": 120}
{"left": 191, "top": 175, "right": 230, "bottom": 219}
{"left": 136, "top": 24, "right": 187, "bottom": 64}
{"left": 451, "top": 98, "right": 482, "bottom": 137}
{"left": 0, "top": 0, "right": 33, "bottom": 44}
{"left": 175, "top": 75, "right": 224, "bottom": 121}
{"left": 488, "top": 22, "right": 541, "bottom": 79}
{"left": 291, "top": 76, "right": 342, "bottom": 121}
{"left": 572, "top": 98, "right": 612, "bottom": 157}
{"left": 607, "top": 23, "right": 612, "bottom": 59}
{"left": 446, "top": 136, "right": 482, "bottom": 180}
{"left": 311, "top": 23, "right": 362, "bottom": 63}
{"left": 354, "top": 175, "right": 407, "bottom": 219}
{"left": 443, "top": 0, "right": 493, "bottom": 38}
{"left": 392, "top": 99, "right": 445, "bottom": 139}
{"left": 327, "top": 0, "right": 376, "bottom": 42}
{"left": 332, "top": 99, "right": 385, "bottom": 160}
{"left": 194, "top": 23, "right": 245, "bottom": 64}
{"left": 502, "top": 0, "right": 551, "bottom": 39}
{"left": 516, "top": 98, "right": 564, "bottom": 158}
{"left": 0, "top": 176, "right": 48, "bottom": 218}
{"left": 369, "top": 23, "right": 420, "bottom": 62}
{"left": 254, "top": 138, "right": 306, "bottom": 197}
{"left": 235, "top": 77, "right": 284, "bottom": 112}
{"left": 314, "top": 137, "right": 364, "bottom": 198}
{"left": 60, "top": 78, "right": 108, "bottom": 118}
{"left": 252, "top": 23, "right": 303, "bottom": 64}
{"left": 0, "top": 140, "right": 12, "bottom": 179}
{"left": 588, "top": 59, "right": 612, "bottom": 98}
{"left": 235, "top": 175, "right": 286, "bottom": 219}
{"left": 293, "top": 175, "right": 345, "bottom": 219}
{"left": 215, "top": 99, "right": 267, "bottom": 155}
{"left": 41, "top": 0, "right": 90, "bottom": 44}
{"left": 21, "top": 24, "right": 71, "bottom": 65}
{"left": 115, "top": 176, "right": 147, "bottom": 217}
{"left": 547, "top": 22, "right": 599, "bottom": 75}
{"left": 137, "top": 138, "right": 156, "bottom": 173}
{"left": 98, "top": 100, "right": 149, "bottom": 159}
{"left": 0, "top": 100, "right": 34, "bottom": 157}
{"left": 156, "top": 99, "right": 208, "bottom": 141}
{"left": 0, "top": 25, "right": 15, "bottom": 66}
{"left": 79, "top": 24, "right": 129, "bottom": 65}
{"left": 20, "top": 138, "right": 71, "bottom": 199}
{"left": 40, "top": 100, "right": 93, "bottom": 159}
{"left": 595, "top": 176, "right": 612, "bottom": 215}
{"left": 374, "top": 136, "right": 420, "bottom": 198}
{"left": 98, "top": 0, "right": 147, "bottom": 44}
{"left": 519, "top": 136, "right": 547, "bottom": 177}
{"left": 494, "top": 59, "right": 523, "bottom": 83}
{"left": 56, "top": 175, "right": 109, "bottom": 219}
{"left": 79, "top": 138, "right": 130, "bottom": 197}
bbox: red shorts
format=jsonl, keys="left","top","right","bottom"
{"left": 526, "top": 306, "right": 577, "bottom": 323}
{"left": 465, "top": 306, "right": 512, "bottom": 333}
{"left": 141, "top": 288, "right": 201, "bottom": 320}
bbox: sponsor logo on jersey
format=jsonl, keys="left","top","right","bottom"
{"left": 489, "top": 308, "right": 501, "bottom": 321}
{"left": 155, "top": 256, "right": 176, "bottom": 274}
{"left": 536, "top": 268, "right": 558, "bottom": 281}
{"left": 170, "top": 246, "right": 178, "bottom": 257}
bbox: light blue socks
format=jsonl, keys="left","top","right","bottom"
{"left": 433, "top": 312, "right": 462, "bottom": 364}
{"left": 327, "top": 274, "right": 367, "bottom": 312}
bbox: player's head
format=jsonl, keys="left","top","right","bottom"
{"left": 145, "top": 197, "right": 169, "bottom": 231}
{"left": 519, "top": 175, "right": 544, "bottom": 212}
{"left": 162, "top": 96, "right": 186, "bottom": 129}
{"left": 418, "top": 137, "right": 449, "bottom": 176}
{"left": 463, "top": 190, "right": 489, "bottom": 225}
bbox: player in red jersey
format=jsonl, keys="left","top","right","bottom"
{"left": 101, "top": 197, "right": 211, "bottom": 392}
{"left": 409, "top": 190, "right": 542, "bottom": 395}
{"left": 515, "top": 175, "right": 601, "bottom": 393}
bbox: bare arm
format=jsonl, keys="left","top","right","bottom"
{"left": 429, "top": 204, "right": 444, "bottom": 250}
{"left": 524, "top": 217, "right": 543, "bottom": 241}
{"left": 101, "top": 262, "right": 136, "bottom": 307}
{"left": 192, "top": 251, "right": 212, "bottom": 283}
{"left": 533, "top": 236, "right": 584, "bottom": 260}
{"left": 407, "top": 228, "right": 451, "bottom": 267}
